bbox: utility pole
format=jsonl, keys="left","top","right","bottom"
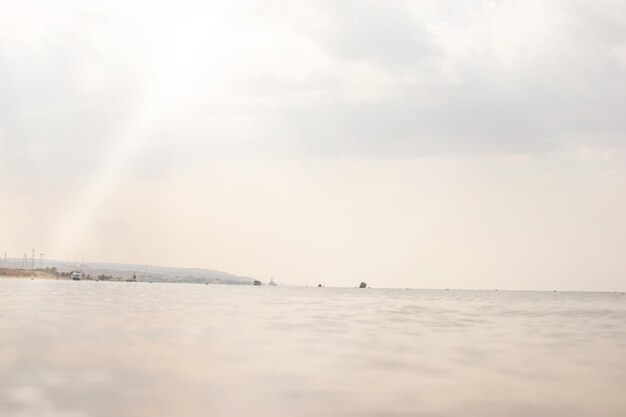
{"left": 40, "top": 253, "right": 45, "bottom": 269}
{"left": 32, "top": 249, "right": 35, "bottom": 270}
{"left": 23, "top": 253, "right": 27, "bottom": 269}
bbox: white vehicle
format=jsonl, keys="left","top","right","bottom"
{"left": 71, "top": 271, "right": 85, "bottom": 280}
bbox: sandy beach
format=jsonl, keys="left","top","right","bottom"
{"left": 0, "top": 268, "right": 68, "bottom": 280}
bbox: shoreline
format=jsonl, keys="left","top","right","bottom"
{"left": 0, "top": 268, "right": 68, "bottom": 280}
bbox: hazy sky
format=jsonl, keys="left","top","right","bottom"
{"left": 1, "top": 0, "right": 625, "bottom": 290}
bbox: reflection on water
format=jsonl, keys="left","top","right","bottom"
{"left": 1, "top": 279, "right": 625, "bottom": 417}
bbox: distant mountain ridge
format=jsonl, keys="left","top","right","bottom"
{"left": 47, "top": 260, "right": 256, "bottom": 285}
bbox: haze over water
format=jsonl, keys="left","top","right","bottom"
{"left": 1, "top": 279, "right": 625, "bottom": 417}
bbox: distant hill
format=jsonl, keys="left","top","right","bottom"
{"left": 47, "top": 260, "right": 256, "bottom": 285}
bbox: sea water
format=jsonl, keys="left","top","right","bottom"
{"left": 1, "top": 279, "right": 625, "bottom": 417}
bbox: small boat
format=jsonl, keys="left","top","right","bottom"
{"left": 253, "top": 280, "right": 262, "bottom": 286}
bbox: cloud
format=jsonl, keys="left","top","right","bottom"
{"left": 264, "top": 0, "right": 626, "bottom": 156}
{"left": 306, "top": 1, "right": 440, "bottom": 71}
{"left": 1, "top": 0, "right": 626, "bottom": 186}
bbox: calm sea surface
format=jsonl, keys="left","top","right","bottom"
{"left": 1, "top": 279, "right": 625, "bottom": 417}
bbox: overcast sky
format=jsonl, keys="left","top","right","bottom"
{"left": 1, "top": 0, "right": 625, "bottom": 290}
